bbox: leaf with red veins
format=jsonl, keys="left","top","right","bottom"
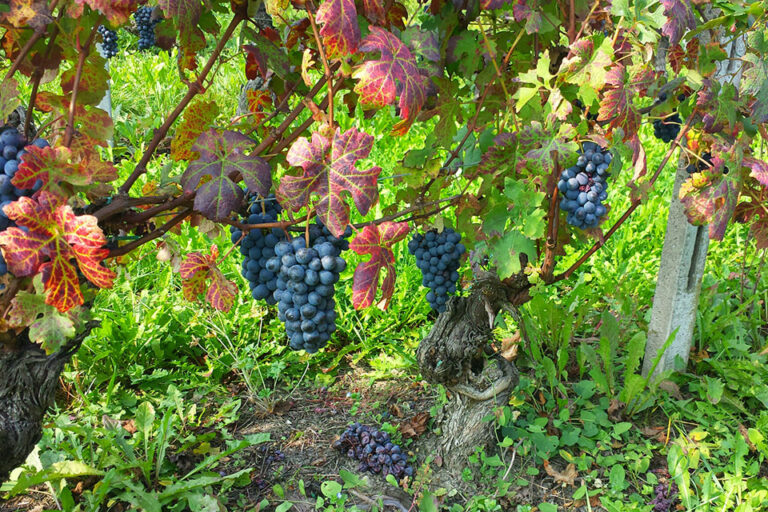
{"left": 598, "top": 65, "right": 641, "bottom": 137}
{"left": 180, "top": 129, "right": 272, "bottom": 220}
{"left": 362, "top": 0, "right": 385, "bottom": 24}
{"left": 12, "top": 145, "right": 84, "bottom": 196}
{"left": 278, "top": 127, "right": 382, "bottom": 237}
{"left": 744, "top": 157, "right": 768, "bottom": 188}
{"left": 67, "top": 0, "right": 135, "bottom": 24}
{"left": 0, "top": 191, "right": 114, "bottom": 312}
{"left": 350, "top": 222, "right": 409, "bottom": 309}
{"left": 316, "top": 0, "right": 360, "bottom": 59}
{"left": 679, "top": 154, "right": 743, "bottom": 241}
{"left": 660, "top": 0, "right": 695, "bottom": 46}
{"left": 178, "top": 245, "right": 237, "bottom": 312}
{"left": 354, "top": 26, "right": 427, "bottom": 136}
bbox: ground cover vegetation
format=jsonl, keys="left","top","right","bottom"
{"left": 1, "top": 0, "right": 768, "bottom": 510}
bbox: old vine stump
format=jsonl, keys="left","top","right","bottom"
{"left": 0, "top": 327, "right": 93, "bottom": 483}
{"left": 416, "top": 276, "right": 520, "bottom": 475}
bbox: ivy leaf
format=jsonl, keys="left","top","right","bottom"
{"left": 181, "top": 129, "right": 271, "bottom": 220}
{"left": 354, "top": 26, "right": 427, "bottom": 135}
{"left": 178, "top": 245, "right": 237, "bottom": 312}
{"left": 7, "top": 275, "right": 81, "bottom": 354}
{"left": 278, "top": 127, "right": 382, "bottom": 237}
{"left": 170, "top": 99, "right": 219, "bottom": 161}
{"left": 349, "top": 222, "right": 409, "bottom": 309}
{"left": 0, "top": 78, "right": 21, "bottom": 120}
{"left": 598, "top": 65, "right": 641, "bottom": 136}
{"left": 316, "top": 0, "right": 360, "bottom": 59}
{"left": 660, "top": 0, "right": 695, "bottom": 46}
{"left": 0, "top": 191, "right": 115, "bottom": 312}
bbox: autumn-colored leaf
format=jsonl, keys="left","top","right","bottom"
{"left": 0, "top": 192, "right": 115, "bottom": 312}
{"left": 278, "top": 127, "right": 382, "bottom": 237}
{"left": 354, "top": 26, "right": 427, "bottom": 135}
{"left": 598, "top": 65, "right": 641, "bottom": 137}
{"left": 244, "top": 90, "right": 273, "bottom": 131}
{"left": 7, "top": 275, "right": 81, "bottom": 354}
{"left": 349, "top": 222, "right": 409, "bottom": 309}
{"left": 543, "top": 460, "right": 578, "bottom": 486}
{"left": 243, "top": 36, "right": 293, "bottom": 81}
{"left": 0, "top": 78, "right": 21, "bottom": 121}
{"left": 660, "top": 0, "right": 696, "bottom": 46}
{"left": 398, "top": 411, "right": 429, "bottom": 439}
{"left": 35, "top": 91, "right": 113, "bottom": 142}
{"left": 178, "top": 245, "right": 237, "bottom": 312}
{"left": 1, "top": 0, "right": 51, "bottom": 29}
{"left": 68, "top": 0, "right": 136, "bottom": 25}
{"left": 316, "top": 0, "right": 360, "bottom": 58}
{"left": 170, "top": 99, "right": 219, "bottom": 161}
{"left": 157, "top": 0, "right": 216, "bottom": 72}
{"left": 180, "top": 129, "right": 272, "bottom": 220}
{"left": 744, "top": 157, "right": 768, "bottom": 188}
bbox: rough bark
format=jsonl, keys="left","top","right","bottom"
{"left": 0, "top": 326, "right": 93, "bottom": 483}
{"left": 417, "top": 275, "right": 522, "bottom": 474}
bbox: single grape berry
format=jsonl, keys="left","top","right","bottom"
{"left": 557, "top": 141, "right": 611, "bottom": 230}
{"left": 408, "top": 228, "right": 464, "bottom": 313}
{"left": 332, "top": 423, "right": 414, "bottom": 480}
{"left": 653, "top": 112, "right": 681, "bottom": 143}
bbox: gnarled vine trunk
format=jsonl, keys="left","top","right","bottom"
{"left": 0, "top": 327, "right": 93, "bottom": 483}
{"left": 416, "top": 275, "right": 527, "bottom": 475}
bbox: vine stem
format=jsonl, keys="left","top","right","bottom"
{"left": 552, "top": 108, "right": 699, "bottom": 283}
{"left": 23, "top": 16, "right": 62, "bottom": 137}
{"left": 306, "top": 5, "right": 334, "bottom": 128}
{"left": 63, "top": 22, "right": 100, "bottom": 148}
{"left": 540, "top": 151, "right": 561, "bottom": 283}
{"left": 117, "top": 12, "right": 244, "bottom": 196}
{"left": 107, "top": 208, "right": 193, "bottom": 258}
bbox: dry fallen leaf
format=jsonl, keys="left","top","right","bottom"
{"left": 543, "top": 459, "right": 578, "bottom": 486}
{"left": 399, "top": 412, "right": 429, "bottom": 439}
{"left": 640, "top": 426, "right": 668, "bottom": 443}
{"left": 739, "top": 424, "right": 756, "bottom": 451}
{"left": 122, "top": 419, "right": 137, "bottom": 434}
{"left": 607, "top": 399, "right": 623, "bottom": 421}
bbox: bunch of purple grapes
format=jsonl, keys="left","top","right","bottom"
{"left": 230, "top": 194, "right": 285, "bottom": 304}
{"left": 558, "top": 142, "right": 610, "bottom": 229}
{"left": 0, "top": 127, "right": 48, "bottom": 276}
{"left": 408, "top": 228, "right": 464, "bottom": 313}
{"left": 649, "top": 482, "right": 679, "bottom": 512}
{"left": 653, "top": 112, "right": 681, "bottom": 143}
{"left": 97, "top": 25, "right": 119, "bottom": 58}
{"left": 134, "top": 6, "right": 160, "bottom": 50}
{"left": 266, "top": 222, "right": 350, "bottom": 353}
{"left": 332, "top": 423, "right": 414, "bottom": 480}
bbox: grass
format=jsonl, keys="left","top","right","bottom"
{"left": 2, "top": 21, "right": 768, "bottom": 512}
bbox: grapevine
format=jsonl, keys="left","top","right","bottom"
{"left": 97, "top": 25, "right": 119, "bottom": 59}
{"left": 134, "top": 6, "right": 160, "bottom": 51}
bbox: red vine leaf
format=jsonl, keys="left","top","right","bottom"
{"left": 69, "top": 0, "right": 136, "bottom": 25}
{"left": 0, "top": 192, "right": 115, "bottom": 312}
{"left": 170, "top": 99, "right": 220, "bottom": 161}
{"left": 157, "top": 0, "right": 217, "bottom": 72}
{"left": 679, "top": 152, "right": 743, "bottom": 241}
{"left": 354, "top": 26, "right": 427, "bottom": 135}
{"left": 178, "top": 245, "right": 237, "bottom": 312}
{"left": 180, "top": 129, "right": 272, "bottom": 220}
{"left": 243, "top": 37, "right": 293, "bottom": 81}
{"left": 349, "top": 222, "right": 409, "bottom": 309}
{"left": 13, "top": 144, "right": 115, "bottom": 198}
{"left": 35, "top": 91, "right": 113, "bottom": 141}
{"left": 598, "top": 65, "right": 641, "bottom": 137}
{"left": 278, "top": 127, "right": 382, "bottom": 237}
{"left": 316, "top": 0, "right": 360, "bottom": 59}
{"left": 660, "top": 0, "right": 696, "bottom": 46}
{"left": 744, "top": 157, "right": 768, "bottom": 188}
